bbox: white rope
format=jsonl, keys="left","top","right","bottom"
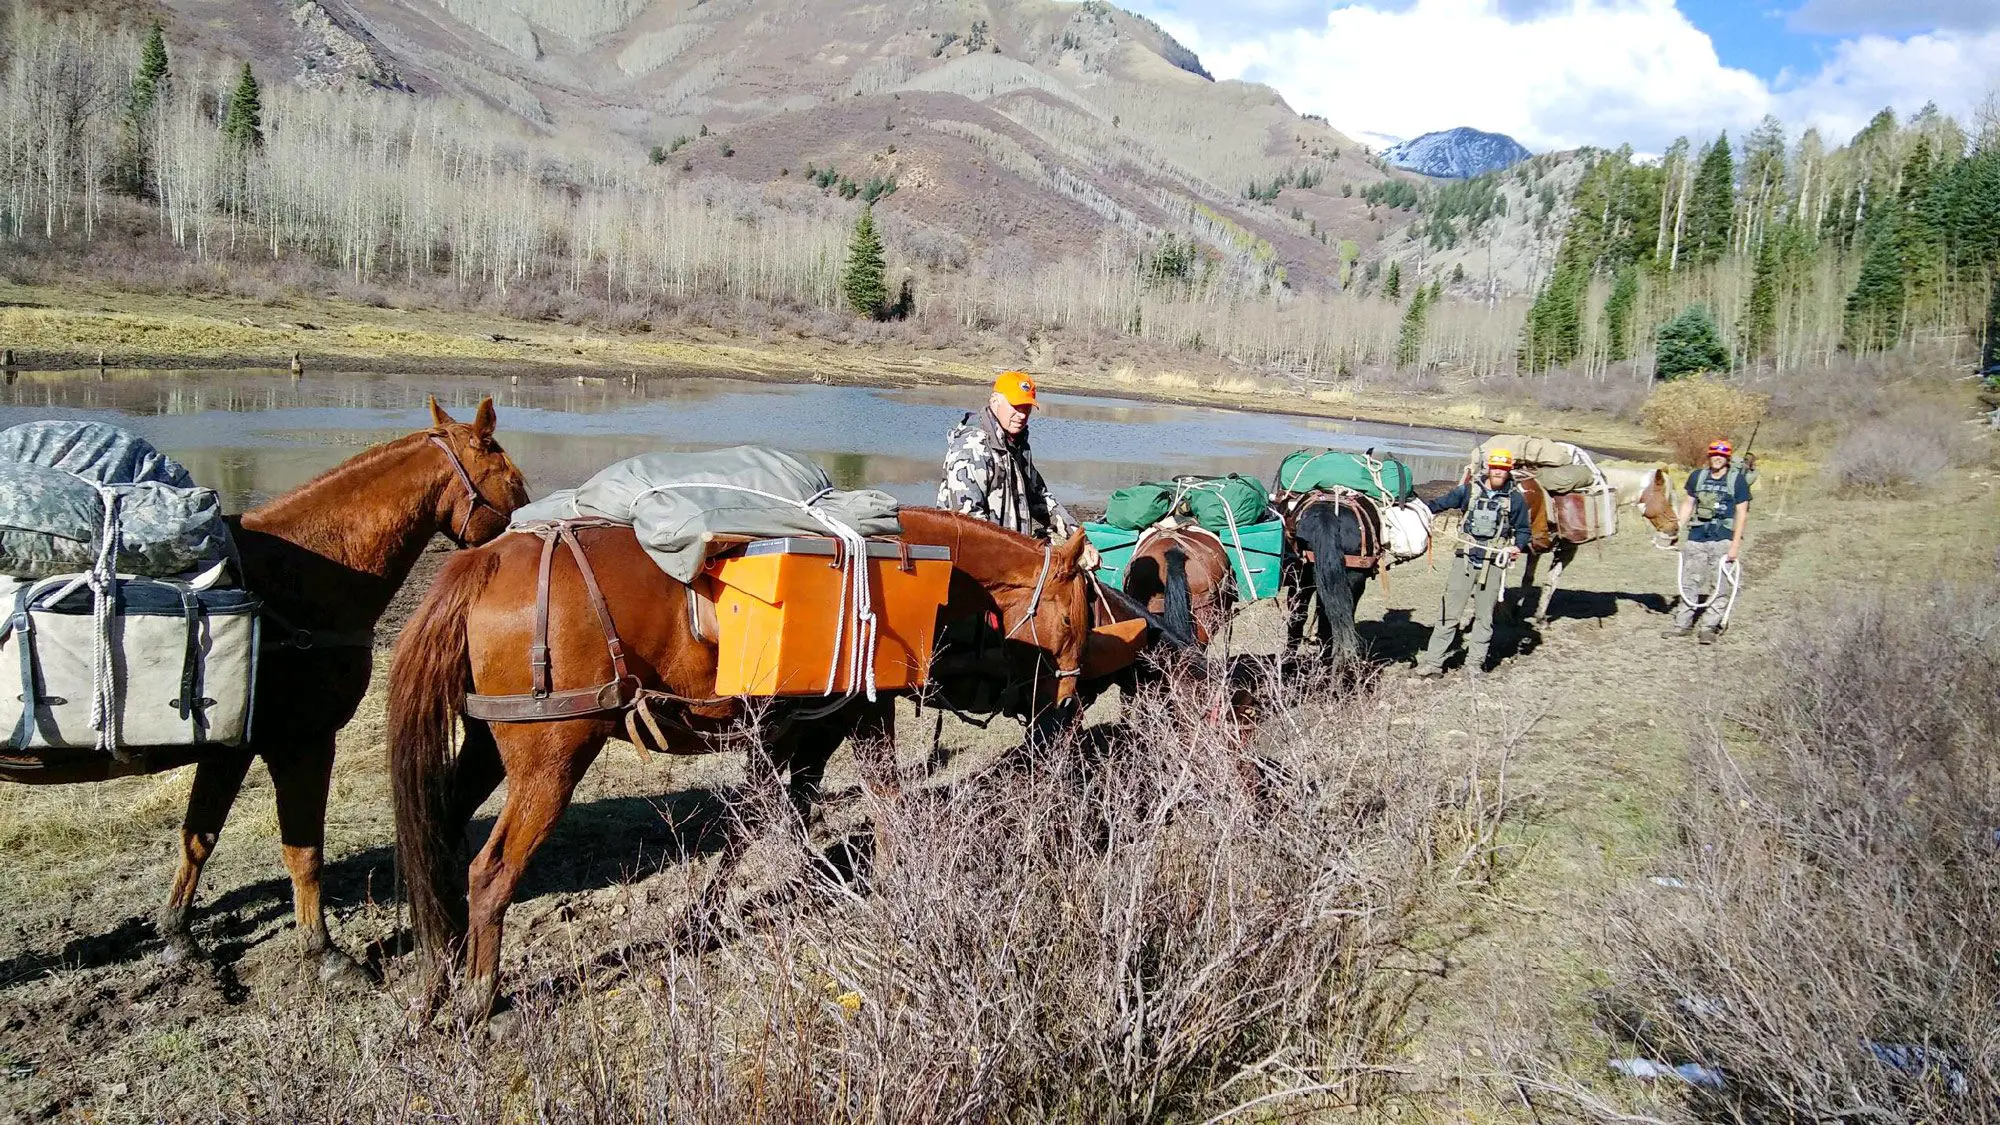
{"left": 1676, "top": 548, "right": 1743, "bottom": 630}
{"left": 631, "top": 483, "right": 880, "bottom": 707}
{"left": 86, "top": 486, "right": 123, "bottom": 756}
{"left": 1165, "top": 478, "right": 1257, "bottom": 598}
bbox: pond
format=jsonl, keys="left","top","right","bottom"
{"left": 0, "top": 368, "right": 1477, "bottom": 512}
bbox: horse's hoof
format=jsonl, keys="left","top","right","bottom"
{"left": 155, "top": 933, "right": 205, "bottom": 968}
{"left": 315, "top": 948, "right": 370, "bottom": 987}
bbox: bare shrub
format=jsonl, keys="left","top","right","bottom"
{"left": 1350, "top": 362, "right": 1444, "bottom": 395}
{"left": 118, "top": 667, "right": 1499, "bottom": 1122}
{"left": 1640, "top": 378, "right": 1769, "bottom": 466}
{"left": 1823, "top": 404, "right": 1988, "bottom": 495}
{"left": 1605, "top": 585, "right": 2000, "bottom": 1122}
{"left": 1522, "top": 363, "right": 1651, "bottom": 419}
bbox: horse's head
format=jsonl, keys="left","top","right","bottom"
{"left": 426, "top": 397, "right": 530, "bottom": 546}
{"left": 1636, "top": 467, "right": 1679, "bottom": 545}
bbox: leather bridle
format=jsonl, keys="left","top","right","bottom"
{"left": 429, "top": 431, "right": 501, "bottom": 546}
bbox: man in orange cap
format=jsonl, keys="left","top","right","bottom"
{"left": 938, "top": 372, "right": 1086, "bottom": 550}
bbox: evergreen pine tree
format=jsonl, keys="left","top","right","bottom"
{"left": 1383, "top": 259, "right": 1402, "bottom": 299}
{"left": 120, "top": 24, "right": 171, "bottom": 195}
{"left": 1983, "top": 280, "right": 2000, "bottom": 376}
{"left": 841, "top": 206, "right": 888, "bottom": 318}
{"left": 1654, "top": 306, "right": 1729, "bottom": 379}
{"left": 1844, "top": 210, "right": 1906, "bottom": 352}
{"left": 222, "top": 63, "right": 264, "bottom": 149}
{"left": 1395, "top": 282, "right": 1434, "bottom": 368}
{"left": 1522, "top": 261, "right": 1587, "bottom": 370}
{"left": 1687, "top": 133, "right": 1735, "bottom": 265}
{"left": 1602, "top": 265, "right": 1639, "bottom": 363}
{"left": 1742, "top": 234, "right": 1781, "bottom": 361}
{"left": 131, "top": 24, "right": 169, "bottom": 117}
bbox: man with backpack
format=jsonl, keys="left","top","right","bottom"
{"left": 1664, "top": 439, "right": 1751, "bottom": 644}
{"left": 1414, "top": 449, "right": 1532, "bottom": 681}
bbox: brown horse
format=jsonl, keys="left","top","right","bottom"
{"left": 1, "top": 398, "right": 527, "bottom": 980}
{"left": 1513, "top": 466, "right": 1679, "bottom": 624}
{"left": 1119, "top": 525, "right": 1235, "bottom": 648}
{"left": 389, "top": 508, "right": 1099, "bottom": 1022}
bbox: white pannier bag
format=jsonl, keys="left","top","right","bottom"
{"left": 1379, "top": 498, "right": 1434, "bottom": 563}
{"left": 2, "top": 575, "right": 259, "bottom": 753}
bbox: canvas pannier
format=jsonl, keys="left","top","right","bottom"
{"left": 2, "top": 575, "right": 259, "bottom": 753}
{"left": 1549, "top": 488, "right": 1618, "bottom": 544}
{"left": 1475, "top": 434, "right": 1574, "bottom": 469}
{"left": 1182, "top": 475, "right": 1270, "bottom": 533}
{"left": 1379, "top": 499, "right": 1434, "bottom": 562}
{"left": 1277, "top": 450, "right": 1416, "bottom": 502}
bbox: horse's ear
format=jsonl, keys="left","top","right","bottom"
{"left": 427, "top": 396, "right": 455, "bottom": 430}
{"left": 471, "top": 397, "right": 497, "bottom": 439}
{"left": 1053, "top": 529, "right": 1088, "bottom": 576}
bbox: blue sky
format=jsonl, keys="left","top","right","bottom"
{"left": 1122, "top": 0, "right": 2000, "bottom": 153}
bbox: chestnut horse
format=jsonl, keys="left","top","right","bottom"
{"left": 1119, "top": 526, "right": 1235, "bottom": 648}
{"left": 0, "top": 399, "right": 526, "bottom": 980}
{"left": 1512, "top": 466, "right": 1678, "bottom": 624}
{"left": 390, "top": 509, "right": 1098, "bottom": 1022}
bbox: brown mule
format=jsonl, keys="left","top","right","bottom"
{"left": 1120, "top": 526, "right": 1235, "bottom": 648}
{"left": 0, "top": 398, "right": 527, "bottom": 981}
{"left": 389, "top": 507, "right": 1097, "bottom": 1023}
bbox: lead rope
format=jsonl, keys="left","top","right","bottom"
{"left": 1675, "top": 548, "right": 1743, "bottom": 628}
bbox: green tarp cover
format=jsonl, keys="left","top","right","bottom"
{"left": 1276, "top": 450, "right": 1416, "bottom": 502}
{"left": 1103, "top": 475, "right": 1270, "bottom": 533}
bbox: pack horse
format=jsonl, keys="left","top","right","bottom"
{"left": 0, "top": 400, "right": 527, "bottom": 977}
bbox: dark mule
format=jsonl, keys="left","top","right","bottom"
{"left": 1119, "top": 526, "right": 1235, "bottom": 649}
{"left": 1513, "top": 467, "right": 1679, "bottom": 624}
{"left": 0, "top": 399, "right": 527, "bottom": 979}
{"left": 390, "top": 508, "right": 1100, "bottom": 1022}
{"left": 1278, "top": 492, "right": 1383, "bottom": 660}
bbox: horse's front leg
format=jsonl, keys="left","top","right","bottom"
{"left": 158, "top": 749, "right": 254, "bottom": 966}
{"left": 267, "top": 736, "right": 367, "bottom": 984}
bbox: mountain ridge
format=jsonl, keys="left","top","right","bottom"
{"left": 1383, "top": 127, "right": 1532, "bottom": 179}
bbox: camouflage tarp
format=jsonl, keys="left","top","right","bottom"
{"left": 511, "top": 446, "right": 900, "bottom": 582}
{"left": 0, "top": 422, "right": 234, "bottom": 580}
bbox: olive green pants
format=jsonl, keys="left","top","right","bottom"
{"left": 1419, "top": 553, "right": 1505, "bottom": 673}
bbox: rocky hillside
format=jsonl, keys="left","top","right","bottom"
{"left": 127, "top": 0, "right": 1450, "bottom": 292}
{"left": 1383, "top": 127, "right": 1531, "bottom": 180}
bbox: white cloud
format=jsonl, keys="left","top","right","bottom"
{"left": 1789, "top": 0, "right": 2000, "bottom": 35}
{"left": 1137, "top": 0, "right": 2000, "bottom": 154}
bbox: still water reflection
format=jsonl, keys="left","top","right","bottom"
{"left": 0, "top": 368, "right": 1477, "bottom": 512}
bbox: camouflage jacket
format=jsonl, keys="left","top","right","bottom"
{"left": 936, "top": 410, "right": 1078, "bottom": 542}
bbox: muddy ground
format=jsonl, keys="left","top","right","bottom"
{"left": 0, "top": 455, "right": 1994, "bottom": 1120}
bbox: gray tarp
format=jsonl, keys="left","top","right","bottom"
{"left": 511, "top": 446, "right": 901, "bottom": 582}
{"left": 0, "top": 422, "right": 234, "bottom": 580}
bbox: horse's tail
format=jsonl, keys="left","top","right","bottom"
{"left": 1160, "top": 547, "right": 1198, "bottom": 649}
{"left": 1295, "top": 505, "right": 1361, "bottom": 655}
{"left": 390, "top": 547, "right": 501, "bottom": 959}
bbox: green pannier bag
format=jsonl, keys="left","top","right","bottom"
{"left": 1276, "top": 449, "right": 1416, "bottom": 502}
{"left": 1182, "top": 475, "right": 1270, "bottom": 533}
{"left": 1103, "top": 483, "right": 1174, "bottom": 531}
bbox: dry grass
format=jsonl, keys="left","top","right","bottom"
{"left": 90, "top": 664, "right": 1501, "bottom": 1122}
{"left": 1599, "top": 584, "right": 2000, "bottom": 1122}
{"left": 1823, "top": 404, "right": 1992, "bottom": 496}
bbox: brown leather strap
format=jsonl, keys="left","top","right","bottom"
{"left": 429, "top": 432, "right": 495, "bottom": 545}
{"left": 464, "top": 519, "right": 635, "bottom": 724}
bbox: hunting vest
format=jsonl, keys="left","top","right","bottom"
{"left": 1692, "top": 468, "right": 1742, "bottom": 533}
{"left": 1463, "top": 484, "right": 1519, "bottom": 544}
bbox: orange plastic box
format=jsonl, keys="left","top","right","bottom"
{"left": 704, "top": 537, "right": 953, "bottom": 697}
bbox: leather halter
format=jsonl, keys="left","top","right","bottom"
{"left": 429, "top": 432, "right": 499, "bottom": 546}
